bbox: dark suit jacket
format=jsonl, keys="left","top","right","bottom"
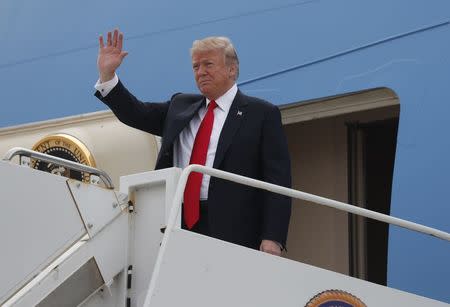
{"left": 96, "top": 81, "right": 291, "bottom": 249}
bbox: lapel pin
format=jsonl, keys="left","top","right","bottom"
{"left": 237, "top": 110, "right": 243, "bottom": 116}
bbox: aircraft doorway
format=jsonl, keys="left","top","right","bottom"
{"left": 280, "top": 88, "right": 399, "bottom": 282}
{"left": 347, "top": 118, "right": 399, "bottom": 285}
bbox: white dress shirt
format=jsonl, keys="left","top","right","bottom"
{"left": 95, "top": 75, "right": 237, "bottom": 200}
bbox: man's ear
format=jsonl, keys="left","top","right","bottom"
{"left": 229, "top": 64, "right": 236, "bottom": 79}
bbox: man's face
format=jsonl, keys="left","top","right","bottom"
{"left": 192, "top": 49, "right": 236, "bottom": 100}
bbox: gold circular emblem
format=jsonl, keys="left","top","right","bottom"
{"left": 305, "top": 290, "right": 366, "bottom": 307}
{"left": 32, "top": 134, "right": 96, "bottom": 183}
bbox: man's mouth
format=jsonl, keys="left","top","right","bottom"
{"left": 199, "top": 80, "right": 211, "bottom": 86}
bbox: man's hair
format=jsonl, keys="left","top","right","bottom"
{"left": 191, "top": 36, "right": 240, "bottom": 80}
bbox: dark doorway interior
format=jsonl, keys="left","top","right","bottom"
{"left": 347, "top": 118, "right": 399, "bottom": 285}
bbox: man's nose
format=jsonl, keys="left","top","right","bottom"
{"left": 197, "top": 65, "right": 207, "bottom": 76}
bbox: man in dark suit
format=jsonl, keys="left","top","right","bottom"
{"left": 95, "top": 29, "right": 291, "bottom": 256}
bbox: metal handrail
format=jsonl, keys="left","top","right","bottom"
{"left": 144, "top": 164, "right": 450, "bottom": 306}
{"left": 2, "top": 147, "right": 114, "bottom": 189}
{"left": 179, "top": 166, "right": 450, "bottom": 239}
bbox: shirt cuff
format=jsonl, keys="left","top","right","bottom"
{"left": 94, "top": 74, "right": 119, "bottom": 97}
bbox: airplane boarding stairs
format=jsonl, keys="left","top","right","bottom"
{"left": 1, "top": 148, "right": 449, "bottom": 307}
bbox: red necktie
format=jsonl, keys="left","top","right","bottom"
{"left": 184, "top": 100, "right": 218, "bottom": 229}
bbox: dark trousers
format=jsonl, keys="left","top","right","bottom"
{"left": 181, "top": 200, "right": 210, "bottom": 236}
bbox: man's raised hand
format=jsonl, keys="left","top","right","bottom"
{"left": 97, "top": 29, "right": 128, "bottom": 83}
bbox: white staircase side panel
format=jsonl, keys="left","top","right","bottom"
{"left": 120, "top": 168, "right": 181, "bottom": 307}
{"left": 79, "top": 270, "right": 127, "bottom": 307}
{"left": 147, "top": 229, "right": 448, "bottom": 307}
{"left": 120, "top": 167, "right": 182, "bottom": 230}
{"left": 0, "top": 161, "right": 86, "bottom": 304}
{"left": 12, "top": 212, "right": 129, "bottom": 307}
{"left": 83, "top": 211, "right": 129, "bottom": 288}
{"left": 67, "top": 179, "right": 122, "bottom": 239}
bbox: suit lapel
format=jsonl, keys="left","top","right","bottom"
{"left": 161, "top": 97, "right": 204, "bottom": 153}
{"left": 213, "top": 91, "right": 248, "bottom": 169}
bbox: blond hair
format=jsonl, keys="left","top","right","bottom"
{"left": 191, "top": 36, "right": 240, "bottom": 80}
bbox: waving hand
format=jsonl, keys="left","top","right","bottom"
{"left": 97, "top": 29, "right": 128, "bottom": 82}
